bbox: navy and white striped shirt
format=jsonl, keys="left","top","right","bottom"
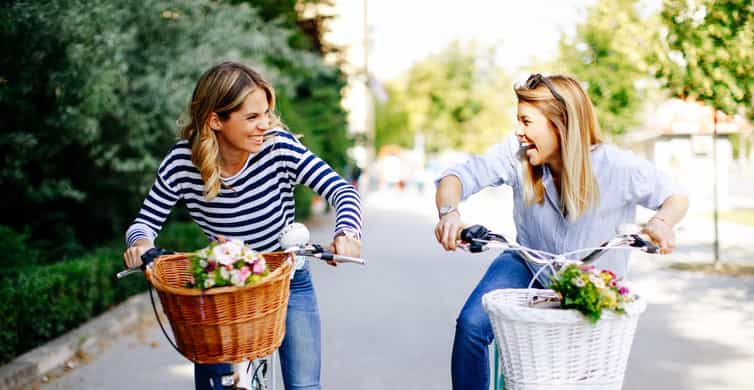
{"left": 126, "top": 129, "right": 362, "bottom": 252}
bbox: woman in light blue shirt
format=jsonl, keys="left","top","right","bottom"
{"left": 434, "top": 74, "right": 689, "bottom": 390}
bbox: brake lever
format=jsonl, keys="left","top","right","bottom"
{"left": 629, "top": 234, "right": 659, "bottom": 254}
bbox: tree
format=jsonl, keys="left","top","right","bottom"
{"left": 654, "top": 0, "right": 754, "bottom": 119}
{"left": 0, "top": 0, "right": 349, "bottom": 259}
{"left": 375, "top": 41, "right": 514, "bottom": 154}
{"left": 653, "top": 0, "right": 754, "bottom": 264}
{"left": 556, "top": 0, "right": 661, "bottom": 137}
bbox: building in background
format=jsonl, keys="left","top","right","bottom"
{"left": 623, "top": 99, "right": 753, "bottom": 212}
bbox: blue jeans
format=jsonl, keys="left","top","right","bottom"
{"left": 451, "top": 251, "right": 542, "bottom": 390}
{"left": 195, "top": 262, "right": 322, "bottom": 390}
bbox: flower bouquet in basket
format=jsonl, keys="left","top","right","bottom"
{"left": 549, "top": 264, "right": 636, "bottom": 323}
{"left": 185, "top": 239, "right": 270, "bottom": 289}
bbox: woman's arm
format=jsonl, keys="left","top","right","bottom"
{"left": 123, "top": 147, "right": 183, "bottom": 267}
{"left": 643, "top": 194, "right": 689, "bottom": 254}
{"left": 290, "top": 135, "right": 362, "bottom": 260}
{"left": 434, "top": 175, "right": 464, "bottom": 251}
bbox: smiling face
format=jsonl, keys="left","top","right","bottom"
{"left": 516, "top": 101, "right": 561, "bottom": 168}
{"left": 212, "top": 88, "right": 271, "bottom": 157}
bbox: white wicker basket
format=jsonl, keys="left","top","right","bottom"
{"left": 482, "top": 288, "right": 647, "bottom": 390}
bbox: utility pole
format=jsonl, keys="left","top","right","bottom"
{"left": 363, "top": 0, "right": 374, "bottom": 166}
{"left": 712, "top": 109, "right": 720, "bottom": 266}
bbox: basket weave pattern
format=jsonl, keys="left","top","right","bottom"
{"left": 146, "top": 252, "right": 293, "bottom": 364}
{"left": 483, "top": 288, "right": 647, "bottom": 390}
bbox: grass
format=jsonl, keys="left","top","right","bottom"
{"left": 709, "top": 208, "right": 754, "bottom": 227}
{"left": 669, "top": 261, "right": 754, "bottom": 277}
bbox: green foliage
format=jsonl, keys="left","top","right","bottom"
{"left": 375, "top": 42, "right": 514, "bottom": 154}
{"left": 556, "top": 0, "right": 660, "bottom": 137}
{"left": 0, "top": 221, "right": 205, "bottom": 364}
{"left": 0, "top": 248, "right": 146, "bottom": 364}
{"left": 653, "top": 0, "right": 754, "bottom": 119}
{"left": 0, "top": 225, "right": 39, "bottom": 268}
{"left": 549, "top": 264, "right": 633, "bottom": 323}
{"left": 0, "top": 0, "right": 349, "bottom": 261}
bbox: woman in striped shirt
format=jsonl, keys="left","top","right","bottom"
{"left": 123, "top": 61, "right": 362, "bottom": 390}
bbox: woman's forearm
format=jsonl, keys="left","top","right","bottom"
{"left": 435, "top": 175, "right": 463, "bottom": 213}
{"left": 651, "top": 194, "right": 689, "bottom": 226}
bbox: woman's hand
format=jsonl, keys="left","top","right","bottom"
{"left": 434, "top": 211, "right": 463, "bottom": 251}
{"left": 123, "top": 241, "right": 154, "bottom": 268}
{"left": 329, "top": 234, "right": 361, "bottom": 267}
{"left": 642, "top": 217, "right": 676, "bottom": 254}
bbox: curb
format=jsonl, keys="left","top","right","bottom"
{"left": 0, "top": 293, "right": 152, "bottom": 390}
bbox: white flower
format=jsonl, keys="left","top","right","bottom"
{"left": 199, "top": 259, "right": 207, "bottom": 268}
{"left": 588, "top": 274, "right": 605, "bottom": 289}
{"left": 573, "top": 277, "right": 586, "bottom": 287}
{"left": 220, "top": 267, "right": 231, "bottom": 281}
{"left": 230, "top": 269, "right": 244, "bottom": 287}
{"left": 210, "top": 240, "right": 245, "bottom": 266}
{"left": 204, "top": 278, "right": 215, "bottom": 288}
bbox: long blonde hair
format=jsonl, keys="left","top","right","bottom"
{"left": 181, "top": 62, "right": 284, "bottom": 200}
{"left": 514, "top": 74, "right": 602, "bottom": 220}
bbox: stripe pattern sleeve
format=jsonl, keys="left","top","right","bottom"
{"left": 125, "top": 147, "right": 182, "bottom": 247}
{"left": 293, "top": 142, "right": 362, "bottom": 239}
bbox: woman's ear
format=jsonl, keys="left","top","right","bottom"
{"left": 207, "top": 112, "right": 223, "bottom": 132}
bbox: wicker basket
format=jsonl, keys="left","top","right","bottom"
{"left": 145, "top": 251, "right": 294, "bottom": 364}
{"left": 482, "top": 288, "right": 647, "bottom": 390}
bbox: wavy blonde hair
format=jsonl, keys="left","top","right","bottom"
{"left": 181, "top": 62, "right": 284, "bottom": 200}
{"left": 514, "top": 74, "right": 602, "bottom": 221}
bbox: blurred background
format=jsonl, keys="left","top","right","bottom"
{"left": 1, "top": 0, "right": 753, "bottom": 389}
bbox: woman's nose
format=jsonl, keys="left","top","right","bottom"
{"left": 258, "top": 114, "right": 271, "bottom": 130}
{"left": 514, "top": 123, "right": 525, "bottom": 137}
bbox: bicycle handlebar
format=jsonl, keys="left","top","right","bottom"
{"left": 287, "top": 243, "right": 367, "bottom": 265}
{"left": 116, "top": 247, "right": 175, "bottom": 279}
{"left": 456, "top": 223, "right": 659, "bottom": 270}
{"left": 116, "top": 243, "right": 366, "bottom": 279}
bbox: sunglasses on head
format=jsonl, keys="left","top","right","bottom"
{"left": 524, "top": 74, "right": 566, "bottom": 106}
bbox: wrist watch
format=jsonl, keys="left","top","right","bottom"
{"left": 438, "top": 205, "right": 458, "bottom": 219}
{"left": 335, "top": 228, "right": 360, "bottom": 241}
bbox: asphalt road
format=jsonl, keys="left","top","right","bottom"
{"left": 43, "top": 189, "right": 754, "bottom": 390}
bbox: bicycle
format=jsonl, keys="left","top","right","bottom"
{"left": 456, "top": 223, "right": 659, "bottom": 390}
{"left": 117, "top": 222, "right": 366, "bottom": 390}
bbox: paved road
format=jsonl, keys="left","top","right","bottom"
{"left": 43, "top": 189, "right": 754, "bottom": 389}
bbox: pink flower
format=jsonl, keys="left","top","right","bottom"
{"left": 230, "top": 266, "right": 252, "bottom": 287}
{"left": 253, "top": 258, "right": 266, "bottom": 274}
{"left": 239, "top": 266, "right": 251, "bottom": 281}
{"left": 618, "top": 286, "right": 630, "bottom": 296}
{"left": 601, "top": 270, "right": 616, "bottom": 280}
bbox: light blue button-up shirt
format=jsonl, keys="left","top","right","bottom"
{"left": 439, "top": 133, "right": 686, "bottom": 278}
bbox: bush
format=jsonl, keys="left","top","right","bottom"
{"left": 0, "top": 0, "right": 349, "bottom": 260}
{"left": 0, "top": 248, "right": 146, "bottom": 364}
{"left": 0, "top": 221, "right": 206, "bottom": 365}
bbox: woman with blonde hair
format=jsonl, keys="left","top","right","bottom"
{"left": 434, "top": 74, "right": 688, "bottom": 390}
{"left": 123, "top": 61, "right": 362, "bottom": 389}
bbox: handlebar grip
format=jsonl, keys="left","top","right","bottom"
{"left": 459, "top": 225, "right": 489, "bottom": 243}
{"left": 140, "top": 247, "right": 175, "bottom": 269}
{"left": 117, "top": 247, "right": 175, "bottom": 279}
{"left": 630, "top": 234, "right": 659, "bottom": 254}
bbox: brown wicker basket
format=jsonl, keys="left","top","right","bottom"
{"left": 145, "top": 251, "right": 293, "bottom": 364}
